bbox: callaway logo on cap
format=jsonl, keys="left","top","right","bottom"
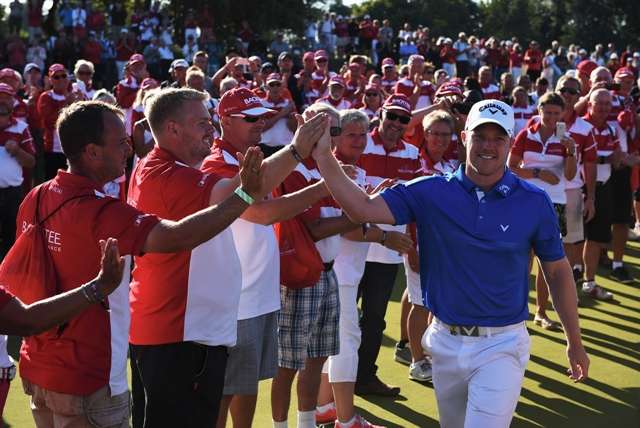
{"left": 465, "top": 99, "right": 515, "bottom": 137}
{"left": 217, "top": 87, "right": 275, "bottom": 117}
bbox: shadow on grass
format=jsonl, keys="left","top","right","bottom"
{"left": 580, "top": 313, "right": 640, "bottom": 336}
{"left": 580, "top": 326, "right": 640, "bottom": 353}
{"left": 356, "top": 396, "right": 439, "bottom": 427}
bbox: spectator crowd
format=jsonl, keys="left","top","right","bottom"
{"left": 0, "top": 1, "right": 638, "bottom": 427}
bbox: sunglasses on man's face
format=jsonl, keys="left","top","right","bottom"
{"left": 316, "top": 59, "right": 328, "bottom": 63}
{"left": 52, "top": 74, "right": 68, "bottom": 80}
{"left": 242, "top": 116, "right": 261, "bottom": 123}
{"left": 77, "top": 70, "right": 93, "bottom": 76}
{"left": 559, "top": 87, "right": 579, "bottom": 95}
{"left": 268, "top": 82, "right": 281, "bottom": 87}
{"left": 365, "top": 92, "right": 378, "bottom": 97}
{"left": 384, "top": 110, "right": 411, "bottom": 124}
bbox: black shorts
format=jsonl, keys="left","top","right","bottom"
{"left": 585, "top": 181, "right": 613, "bottom": 243}
{"left": 610, "top": 166, "right": 632, "bottom": 224}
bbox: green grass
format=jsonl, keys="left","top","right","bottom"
{"left": 4, "top": 243, "right": 640, "bottom": 427}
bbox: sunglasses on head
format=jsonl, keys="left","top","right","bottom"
{"left": 52, "top": 74, "right": 68, "bottom": 80}
{"left": 384, "top": 110, "right": 411, "bottom": 124}
{"left": 330, "top": 126, "right": 342, "bottom": 137}
{"left": 559, "top": 87, "right": 579, "bottom": 95}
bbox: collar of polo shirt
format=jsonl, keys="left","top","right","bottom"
{"left": 453, "top": 164, "right": 517, "bottom": 198}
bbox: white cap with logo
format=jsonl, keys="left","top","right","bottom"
{"left": 464, "top": 99, "right": 515, "bottom": 138}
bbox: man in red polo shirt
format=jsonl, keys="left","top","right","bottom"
{"left": 316, "top": 76, "right": 352, "bottom": 111}
{"left": 479, "top": 65, "right": 501, "bottom": 100}
{"left": 395, "top": 55, "right": 435, "bottom": 110}
{"left": 354, "top": 94, "right": 420, "bottom": 397}
{"left": 0, "top": 83, "right": 35, "bottom": 259}
{"left": 128, "top": 88, "right": 327, "bottom": 428}
{"left": 37, "top": 64, "right": 81, "bottom": 180}
{"left": 16, "top": 100, "right": 266, "bottom": 427}
{"left": 201, "top": 88, "right": 331, "bottom": 428}
{"left": 524, "top": 40, "right": 543, "bottom": 81}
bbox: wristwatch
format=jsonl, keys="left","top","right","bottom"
{"left": 532, "top": 168, "right": 541, "bottom": 178}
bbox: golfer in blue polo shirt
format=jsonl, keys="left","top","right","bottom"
{"left": 311, "top": 99, "right": 589, "bottom": 428}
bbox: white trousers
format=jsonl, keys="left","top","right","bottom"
{"left": 422, "top": 318, "right": 530, "bottom": 428}
{"left": 323, "top": 283, "right": 361, "bottom": 383}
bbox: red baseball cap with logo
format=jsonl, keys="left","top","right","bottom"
{"left": 381, "top": 58, "right": 395, "bottom": 68}
{"left": 217, "top": 87, "right": 275, "bottom": 117}
{"left": 128, "top": 53, "right": 145, "bottom": 65}
{"left": 315, "top": 50, "right": 329, "bottom": 60}
{"left": 266, "top": 73, "right": 282, "bottom": 84}
{"left": 48, "top": 64, "right": 66, "bottom": 76}
{"left": 577, "top": 60, "right": 597, "bottom": 77}
{"left": 614, "top": 67, "right": 635, "bottom": 79}
{"left": 383, "top": 94, "right": 412, "bottom": 114}
{"left": 435, "top": 83, "right": 463, "bottom": 98}
{"left": 0, "top": 83, "right": 16, "bottom": 97}
{"left": 328, "top": 75, "right": 345, "bottom": 87}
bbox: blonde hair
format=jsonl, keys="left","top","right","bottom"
{"left": 422, "top": 110, "right": 455, "bottom": 133}
{"left": 74, "top": 59, "right": 94, "bottom": 75}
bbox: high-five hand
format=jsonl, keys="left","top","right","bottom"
{"left": 237, "top": 146, "right": 266, "bottom": 200}
{"left": 312, "top": 120, "right": 333, "bottom": 161}
{"left": 291, "top": 113, "right": 329, "bottom": 158}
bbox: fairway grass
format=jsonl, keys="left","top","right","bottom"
{"left": 4, "top": 243, "right": 640, "bottom": 427}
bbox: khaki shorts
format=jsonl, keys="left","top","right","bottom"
{"left": 563, "top": 188, "right": 584, "bottom": 244}
{"left": 22, "top": 378, "right": 130, "bottom": 428}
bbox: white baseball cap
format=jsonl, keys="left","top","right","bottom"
{"left": 465, "top": 100, "right": 515, "bottom": 138}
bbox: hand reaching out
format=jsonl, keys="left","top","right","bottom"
{"left": 238, "top": 146, "right": 266, "bottom": 200}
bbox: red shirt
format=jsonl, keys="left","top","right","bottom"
{"left": 82, "top": 40, "right": 102, "bottom": 65}
{"left": 128, "top": 147, "right": 242, "bottom": 347}
{"left": 510, "top": 51, "right": 523, "bottom": 68}
{"left": 17, "top": 171, "right": 158, "bottom": 395}
{"left": 37, "top": 90, "right": 68, "bottom": 153}
{"left": 524, "top": 48, "right": 543, "bottom": 71}
{"left": 115, "top": 77, "right": 139, "bottom": 109}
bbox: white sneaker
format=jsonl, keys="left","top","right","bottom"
{"left": 582, "top": 283, "right": 614, "bottom": 301}
{"left": 409, "top": 358, "right": 432, "bottom": 382}
{"left": 629, "top": 224, "right": 640, "bottom": 241}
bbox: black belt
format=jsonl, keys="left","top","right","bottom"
{"left": 323, "top": 261, "right": 334, "bottom": 271}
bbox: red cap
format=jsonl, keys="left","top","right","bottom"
{"left": 383, "top": 94, "right": 412, "bottom": 114}
{"left": 217, "top": 87, "right": 275, "bottom": 117}
{"left": 381, "top": 58, "right": 395, "bottom": 68}
{"left": 328, "top": 75, "right": 345, "bottom": 87}
{"left": 0, "top": 68, "right": 18, "bottom": 80}
{"left": 577, "top": 60, "right": 597, "bottom": 77}
{"left": 128, "top": 53, "right": 145, "bottom": 65}
{"left": 141, "top": 78, "right": 159, "bottom": 90}
{"left": 266, "top": 73, "right": 282, "bottom": 83}
{"left": 314, "top": 50, "right": 329, "bottom": 60}
{"left": 435, "top": 83, "right": 463, "bottom": 98}
{"left": 303, "top": 51, "right": 315, "bottom": 61}
{"left": 48, "top": 63, "right": 66, "bottom": 76}
{"left": 615, "top": 67, "right": 635, "bottom": 79}
{"left": 0, "top": 83, "right": 15, "bottom": 97}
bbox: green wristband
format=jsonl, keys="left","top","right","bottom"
{"left": 234, "top": 187, "right": 255, "bottom": 205}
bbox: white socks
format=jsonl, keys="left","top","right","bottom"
{"left": 338, "top": 415, "right": 358, "bottom": 427}
{"left": 273, "top": 421, "right": 288, "bottom": 428}
{"left": 297, "top": 410, "right": 316, "bottom": 428}
{"left": 573, "top": 264, "right": 583, "bottom": 272}
{"left": 612, "top": 261, "right": 623, "bottom": 269}
{"left": 316, "top": 401, "right": 335, "bottom": 413}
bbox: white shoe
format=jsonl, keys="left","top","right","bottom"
{"left": 409, "top": 358, "right": 433, "bottom": 382}
{"left": 629, "top": 224, "right": 640, "bottom": 241}
{"left": 582, "top": 283, "right": 614, "bottom": 301}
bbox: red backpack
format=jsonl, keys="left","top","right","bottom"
{"left": 0, "top": 186, "right": 91, "bottom": 305}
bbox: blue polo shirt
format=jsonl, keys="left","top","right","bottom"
{"left": 381, "top": 165, "right": 564, "bottom": 327}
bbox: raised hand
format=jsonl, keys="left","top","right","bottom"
{"left": 291, "top": 112, "right": 329, "bottom": 158}
{"left": 95, "top": 238, "right": 125, "bottom": 297}
{"left": 383, "top": 231, "right": 414, "bottom": 254}
{"left": 311, "top": 120, "right": 332, "bottom": 161}
{"left": 237, "top": 146, "right": 266, "bottom": 200}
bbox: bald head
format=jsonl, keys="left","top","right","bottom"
{"left": 588, "top": 88, "right": 612, "bottom": 123}
{"left": 590, "top": 66, "right": 612, "bottom": 84}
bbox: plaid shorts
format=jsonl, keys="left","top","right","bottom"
{"left": 278, "top": 269, "right": 340, "bottom": 370}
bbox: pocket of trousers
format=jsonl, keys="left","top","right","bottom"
{"left": 84, "top": 387, "right": 130, "bottom": 428}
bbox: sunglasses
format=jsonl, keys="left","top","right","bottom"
{"left": 242, "top": 116, "right": 261, "bottom": 123}
{"left": 365, "top": 92, "right": 378, "bottom": 97}
{"left": 330, "top": 126, "right": 342, "bottom": 137}
{"left": 559, "top": 87, "right": 579, "bottom": 95}
{"left": 268, "top": 82, "right": 281, "bottom": 87}
{"left": 384, "top": 110, "right": 411, "bottom": 124}
{"left": 316, "top": 58, "right": 328, "bottom": 63}
{"left": 52, "top": 74, "right": 68, "bottom": 80}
